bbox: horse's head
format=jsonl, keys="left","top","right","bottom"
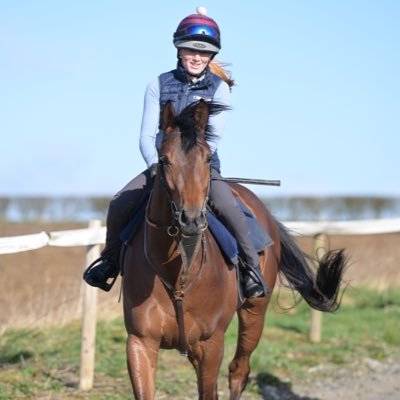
{"left": 158, "top": 100, "right": 222, "bottom": 236}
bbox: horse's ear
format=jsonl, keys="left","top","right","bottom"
{"left": 162, "top": 101, "right": 176, "bottom": 131}
{"left": 194, "top": 99, "right": 209, "bottom": 132}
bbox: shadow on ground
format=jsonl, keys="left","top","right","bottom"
{"left": 257, "top": 372, "right": 319, "bottom": 400}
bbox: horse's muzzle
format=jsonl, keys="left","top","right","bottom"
{"left": 178, "top": 208, "right": 208, "bottom": 236}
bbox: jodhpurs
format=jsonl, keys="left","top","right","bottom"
{"left": 208, "top": 169, "right": 259, "bottom": 267}
{"left": 102, "top": 168, "right": 153, "bottom": 261}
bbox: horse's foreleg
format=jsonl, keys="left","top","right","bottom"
{"left": 228, "top": 300, "right": 269, "bottom": 400}
{"left": 126, "top": 334, "right": 159, "bottom": 400}
{"left": 189, "top": 332, "right": 225, "bottom": 400}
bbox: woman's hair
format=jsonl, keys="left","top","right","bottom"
{"left": 209, "top": 60, "right": 235, "bottom": 89}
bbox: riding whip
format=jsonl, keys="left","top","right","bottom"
{"left": 212, "top": 177, "right": 281, "bottom": 186}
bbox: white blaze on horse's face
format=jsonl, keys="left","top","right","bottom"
{"left": 179, "top": 48, "right": 213, "bottom": 77}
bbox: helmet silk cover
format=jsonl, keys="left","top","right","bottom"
{"left": 173, "top": 8, "right": 221, "bottom": 54}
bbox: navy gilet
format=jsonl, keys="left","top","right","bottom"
{"left": 158, "top": 63, "right": 223, "bottom": 172}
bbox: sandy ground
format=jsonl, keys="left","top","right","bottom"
{"left": 0, "top": 222, "right": 399, "bottom": 399}
{"left": 261, "top": 356, "right": 400, "bottom": 400}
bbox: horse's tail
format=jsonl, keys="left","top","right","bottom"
{"left": 276, "top": 219, "right": 347, "bottom": 312}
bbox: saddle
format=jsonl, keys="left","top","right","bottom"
{"left": 119, "top": 195, "right": 272, "bottom": 266}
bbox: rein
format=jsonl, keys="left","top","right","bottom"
{"left": 144, "top": 220, "right": 206, "bottom": 356}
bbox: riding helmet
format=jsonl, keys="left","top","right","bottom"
{"left": 173, "top": 7, "right": 221, "bottom": 54}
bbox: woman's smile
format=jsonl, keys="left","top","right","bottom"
{"left": 180, "top": 48, "right": 213, "bottom": 77}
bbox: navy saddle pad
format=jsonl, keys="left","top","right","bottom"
{"left": 120, "top": 200, "right": 272, "bottom": 265}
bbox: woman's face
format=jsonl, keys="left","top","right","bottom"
{"left": 179, "top": 48, "right": 213, "bottom": 77}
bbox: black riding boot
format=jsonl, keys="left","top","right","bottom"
{"left": 83, "top": 253, "right": 119, "bottom": 292}
{"left": 83, "top": 204, "right": 125, "bottom": 292}
{"left": 240, "top": 263, "right": 269, "bottom": 298}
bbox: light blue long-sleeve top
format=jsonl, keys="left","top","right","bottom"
{"left": 139, "top": 74, "right": 231, "bottom": 167}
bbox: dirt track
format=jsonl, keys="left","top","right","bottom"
{"left": 261, "top": 356, "right": 400, "bottom": 399}
{"left": 0, "top": 222, "right": 399, "bottom": 399}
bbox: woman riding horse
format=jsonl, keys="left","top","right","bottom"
{"left": 83, "top": 8, "right": 347, "bottom": 399}
{"left": 84, "top": 7, "right": 266, "bottom": 298}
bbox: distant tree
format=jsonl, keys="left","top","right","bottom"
{"left": 89, "top": 197, "right": 110, "bottom": 219}
{"left": 0, "top": 197, "right": 11, "bottom": 221}
{"left": 370, "top": 197, "right": 396, "bottom": 219}
{"left": 57, "top": 197, "right": 85, "bottom": 221}
{"left": 14, "top": 197, "right": 51, "bottom": 221}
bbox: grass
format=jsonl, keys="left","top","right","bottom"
{"left": 0, "top": 287, "right": 399, "bottom": 399}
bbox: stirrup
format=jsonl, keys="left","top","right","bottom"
{"left": 240, "top": 262, "right": 269, "bottom": 298}
{"left": 83, "top": 257, "right": 119, "bottom": 292}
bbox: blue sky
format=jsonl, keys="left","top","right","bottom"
{"left": 1, "top": 1, "right": 399, "bottom": 197}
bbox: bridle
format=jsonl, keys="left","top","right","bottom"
{"left": 146, "top": 131, "right": 210, "bottom": 238}
{"left": 143, "top": 130, "right": 212, "bottom": 356}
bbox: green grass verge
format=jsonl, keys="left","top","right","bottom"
{"left": 0, "top": 287, "right": 399, "bottom": 399}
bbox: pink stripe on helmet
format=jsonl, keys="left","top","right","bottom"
{"left": 179, "top": 15, "right": 218, "bottom": 28}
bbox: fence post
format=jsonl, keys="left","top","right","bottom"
{"left": 309, "top": 233, "right": 328, "bottom": 343}
{"left": 79, "top": 219, "right": 101, "bottom": 391}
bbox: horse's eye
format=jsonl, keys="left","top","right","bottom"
{"left": 159, "top": 155, "right": 170, "bottom": 165}
{"left": 206, "top": 154, "right": 212, "bottom": 164}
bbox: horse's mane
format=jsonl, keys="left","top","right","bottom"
{"left": 174, "top": 101, "right": 230, "bottom": 153}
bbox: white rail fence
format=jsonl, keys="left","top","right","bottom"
{"left": 1, "top": 218, "right": 399, "bottom": 390}
{"left": 1, "top": 218, "right": 400, "bottom": 255}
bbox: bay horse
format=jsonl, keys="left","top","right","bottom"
{"left": 122, "top": 99, "right": 346, "bottom": 399}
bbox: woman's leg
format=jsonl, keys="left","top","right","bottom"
{"left": 208, "top": 169, "right": 267, "bottom": 298}
{"left": 84, "top": 168, "right": 152, "bottom": 291}
{"left": 103, "top": 169, "right": 152, "bottom": 261}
